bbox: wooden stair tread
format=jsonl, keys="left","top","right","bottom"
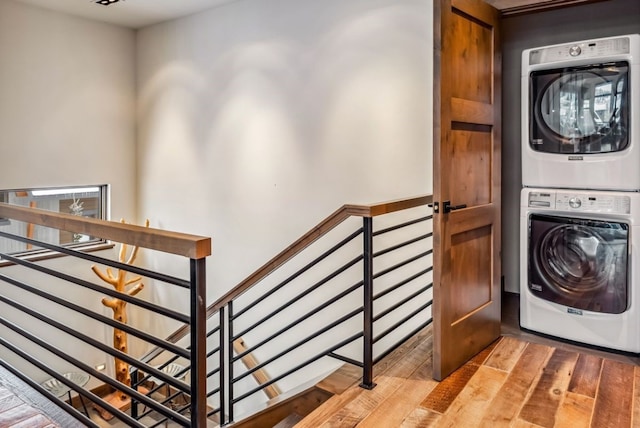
{"left": 233, "top": 325, "right": 435, "bottom": 427}
{"left": 273, "top": 413, "right": 303, "bottom": 428}
{"left": 296, "top": 326, "right": 434, "bottom": 427}
{"left": 354, "top": 340, "right": 438, "bottom": 427}
{"left": 315, "top": 363, "right": 362, "bottom": 395}
{"left": 231, "top": 376, "right": 333, "bottom": 428}
{"left": 315, "top": 323, "right": 434, "bottom": 397}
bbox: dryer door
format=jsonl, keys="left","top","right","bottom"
{"left": 528, "top": 214, "right": 629, "bottom": 314}
{"left": 530, "top": 61, "right": 629, "bottom": 155}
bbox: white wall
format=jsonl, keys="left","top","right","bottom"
{"left": 0, "top": 0, "right": 433, "bottom": 405}
{"left": 137, "top": 0, "right": 434, "bottom": 301}
{"left": 0, "top": 0, "right": 136, "bottom": 384}
{"left": 0, "top": 0, "right": 137, "bottom": 222}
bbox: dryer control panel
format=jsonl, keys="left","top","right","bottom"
{"left": 528, "top": 36, "right": 631, "bottom": 65}
{"left": 527, "top": 191, "right": 630, "bottom": 214}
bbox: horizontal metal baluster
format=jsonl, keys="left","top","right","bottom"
{"left": 0, "top": 273, "right": 189, "bottom": 358}
{"left": 233, "top": 228, "right": 363, "bottom": 318}
{"left": 374, "top": 300, "right": 433, "bottom": 344}
{"left": 232, "top": 255, "right": 363, "bottom": 339}
{"left": 232, "top": 332, "right": 363, "bottom": 404}
{"left": 373, "top": 233, "right": 432, "bottom": 258}
{"left": 374, "top": 283, "right": 433, "bottom": 322}
{"left": 374, "top": 267, "right": 433, "bottom": 300}
{"left": 232, "top": 307, "right": 363, "bottom": 383}
{"left": 373, "top": 215, "right": 433, "bottom": 236}
{"left": 373, "top": 317, "right": 434, "bottom": 365}
{"left": 0, "top": 231, "right": 189, "bottom": 287}
{"left": 233, "top": 282, "right": 362, "bottom": 361}
{"left": 373, "top": 249, "right": 433, "bottom": 280}
{"left": 0, "top": 252, "right": 189, "bottom": 322}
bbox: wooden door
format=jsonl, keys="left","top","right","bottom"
{"left": 432, "top": 0, "right": 502, "bottom": 381}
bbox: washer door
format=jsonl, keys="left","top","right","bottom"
{"left": 529, "top": 61, "right": 629, "bottom": 155}
{"left": 528, "top": 214, "right": 629, "bottom": 314}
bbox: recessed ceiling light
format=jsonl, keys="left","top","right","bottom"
{"left": 94, "top": 0, "right": 122, "bottom": 5}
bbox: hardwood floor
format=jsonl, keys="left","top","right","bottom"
{"left": 295, "top": 292, "right": 640, "bottom": 427}
{"left": 2, "top": 293, "right": 639, "bottom": 427}
{"left": 500, "top": 292, "right": 639, "bottom": 367}
{"left": 0, "top": 365, "right": 83, "bottom": 428}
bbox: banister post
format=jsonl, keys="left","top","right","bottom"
{"left": 228, "top": 301, "right": 235, "bottom": 423}
{"left": 219, "top": 307, "right": 226, "bottom": 425}
{"left": 190, "top": 258, "right": 207, "bottom": 427}
{"left": 360, "top": 217, "right": 376, "bottom": 389}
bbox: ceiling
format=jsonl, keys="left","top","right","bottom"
{"left": 13, "top": 0, "right": 237, "bottom": 29}
{"left": 13, "top": 0, "right": 603, "bottom": 28}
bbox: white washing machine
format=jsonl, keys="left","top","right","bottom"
{"left": 522, "top": 34, "right": 640, "bottom": 191}
{"left": 520, "top": 187, "right": 640, "bottom": 352}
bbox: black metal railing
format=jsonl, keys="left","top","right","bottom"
{"left": 157, "top": 196, "right": 432, "bottom": 425}
{"left": 0, "top": 195, "right": 432, "bottom": 427}
{"left": 0, "top": 203, "right": 210, "bottom": 427}
{"left": 223, "top": 202, "right": 432, "bottom": 423}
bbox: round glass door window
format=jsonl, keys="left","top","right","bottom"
{"left": 529, "top": 62, "right": 629, "bottom": 154}
{"left": 528, "top": 214, "right": 628, "bottom": 314}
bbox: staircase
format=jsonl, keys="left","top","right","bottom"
{"left": 233, "top": 323, "right": 434, "bottom": 427}
{"left": 0, "top": 194, "right": 434, "bottom": 427}
{"left": 231, "top": 362, "right": 362, "bottom": 427}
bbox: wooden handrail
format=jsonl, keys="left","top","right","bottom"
{"left": 0, "top": 202, "right": 211, "bottom": 259}
{"left": 162, "top": 194, "right": 432, "bottom": 345}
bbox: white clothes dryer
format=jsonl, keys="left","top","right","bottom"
{"left": 522, "top": 34, "right": 640, "bottom": 191}
{"left": 520, "top": 187, "right": 640, "bottom": 352}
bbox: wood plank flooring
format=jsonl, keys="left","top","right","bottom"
{"left": 2, "top": 293, "right": 640, "bottom": 427}
{"left": 0, "top": 383, "right": 57, "bottom": 428}
{"left": 297, "top": 333, "right": 640, "bottom": 427}
{"left": 296, "top": 293, "right": 640, "bottom": 427}
{"left": 0, "top": 365, "right": 83, "bottom": 428}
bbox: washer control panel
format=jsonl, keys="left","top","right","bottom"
{"left": 527, "top": 191, "right": 554, "bottom": 208}
{"left": 528, "top": 191, "right": 630, "bottom": 214}
{"left": 528, "top": 36, "right": 631, "bottom": 65}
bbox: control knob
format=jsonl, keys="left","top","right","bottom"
{"left": 569, "top": 197, "right": 582, "bottom": 208}
{"left": 569, "top": 45, "right": 582, "bottom": 56}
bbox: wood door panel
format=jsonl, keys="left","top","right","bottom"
{"left": 441, "top": 310, "right": 502, "bottom": 378}
{"left": 448, "top": 205, "right": 493, "bottom": 235}
{"left": 449, "top": 11, "right": 493, "bottom": 104}
{"left": 452, "top": 98, "right": 494, "bottom": 125}
{"left": 450, "top": 226, "right": 492, "bottom": 322}
{"left": 450, "top": 127, "right": 491, "bottom": 208}
{"left": 454, "top": 0, "right": 503, "bottom": 23}
{"left": 433, "top": 0, "right": 501, "bottom": 381}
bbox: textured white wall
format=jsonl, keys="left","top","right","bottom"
{"left": 0, "top": 0, "right": 434, "bottom": 405}
{"left": 0, "top": 0, "right": 136, "bottom": 384}
{"left": 0, "top": 0, "right": 136, "bottom": 223}
{"left": 136, "top": 0, "right": 434, "bottom": 302}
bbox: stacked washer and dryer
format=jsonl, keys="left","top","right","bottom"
{"left": 520, "top": 34, "right": 640, "bottom": 352}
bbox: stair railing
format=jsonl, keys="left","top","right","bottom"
{"left": 0, "top": 202, "right": 211, "bottom": 427}
{"left": 0, "top": 195, "right": 434, "bottom": 426}
{"left": 144, "top": 194, "right": 434, "bottom": 425}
